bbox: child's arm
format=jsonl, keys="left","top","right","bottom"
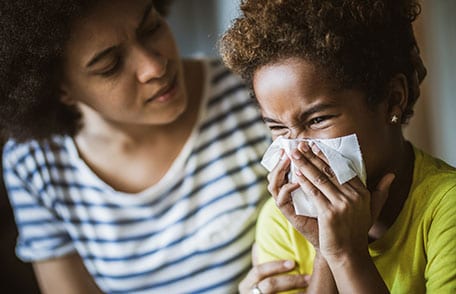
{"left": 306, "top": 252, "right": 337, "bottom": 294}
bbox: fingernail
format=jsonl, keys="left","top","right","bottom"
{"left": 284, "top": 260, "right": 295, "bottom": 268}
{"left": 280, "top": 149, "right": 288, "bottom": 161}
{"left": 295, "top": 170, "right": 303, "bottom": 177}
{"left": 292, "top": 150, "right": 302, "bottom": 159}
{"left": 298, "top": 142, "right": 309, "bottom": 152}
{"left": 311, "top": 144, "right": 320, "bottom": 155}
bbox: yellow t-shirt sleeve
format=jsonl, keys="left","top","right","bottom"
{"left": 255, "top": 198, "right": 315, "bottom": 275}
{"left": 256, "top": 198, "right": 298, "bottom": 267}
{"left": 425, "top": 184, "right": 456, "bottom": 293}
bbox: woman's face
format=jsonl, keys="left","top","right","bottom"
{"left": 252, "top": 57, "right": 394, "bottom": 184}
{"left": 60, "top": 0, "right": 186, "bottom": 126}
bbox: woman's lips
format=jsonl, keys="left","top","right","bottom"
{"left": 145, "top": 76, "right": 178, "bottom": 104}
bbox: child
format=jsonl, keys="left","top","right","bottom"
{"left": 221, "top": 0, "right": 456, "bottom": 293}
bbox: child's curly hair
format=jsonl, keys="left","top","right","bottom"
{"left": 220, "top": 0, "right": 426, "bottom": 123}
{"left": 0, "top": 0, "right": 172, "bottom": 142}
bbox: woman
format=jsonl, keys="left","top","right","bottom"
{"left": 221, "top": 0, "right": 456, "bottom": 293}
{"left": 0, "top": 0, "right": 300, "bottom": 292}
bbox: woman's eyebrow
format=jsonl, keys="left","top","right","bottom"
{"left": 86, "top": 47, "right": 117, "bottom": 68}
{"left": 85, "top": 2, "right": 155, "bottom": 68}
{"left": 137, "top": 1, "right": 155, "bottom": 30}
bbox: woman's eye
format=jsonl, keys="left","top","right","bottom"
{"left": 143, "top": 20, "right": 162, "bottom": 37}
{"left": 148, "top": 23, "right": 161, "bottom": 34}
{"left": 99, "top": 58, "right": 122, "bottom": 77}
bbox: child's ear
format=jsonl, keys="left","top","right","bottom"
{"left": 386, "top": 73, "right": 409, "bottom": 124}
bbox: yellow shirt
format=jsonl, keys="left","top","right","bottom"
{"left": 256, "top": 147, "right": 456, "bottom": 293}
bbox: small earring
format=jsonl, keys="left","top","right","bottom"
{"left": 391, "top": 115, "right": 399, "bottom": 124}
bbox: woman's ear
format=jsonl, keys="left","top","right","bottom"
{"left": 59, "top": 83, "right": 75, "bottom": 106}
{"left": 387, "top": 74, "right": 409, "bottom": 124}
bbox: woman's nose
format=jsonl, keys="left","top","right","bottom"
{"left": 134, "top": 47, "right": 167, "bottom": 83}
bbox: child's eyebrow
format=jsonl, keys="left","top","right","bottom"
{"left": 262, "top": 117, "right": 280, "bottom": 124}
{"left": 298, "top": 103, "right": 334, "bottom": 120}
{"left": 262, "top": 103, "right": 335, "bottom": 124}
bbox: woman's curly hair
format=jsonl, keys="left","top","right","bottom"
{"left": 0, "top": 0, "right": 172, "bottom": 142}
{"left": 220, "top": 0, "right": 427, "bottom": 124}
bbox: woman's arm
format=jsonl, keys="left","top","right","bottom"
{"left": 33, "top": 253, "right": 102, "bottom": 294}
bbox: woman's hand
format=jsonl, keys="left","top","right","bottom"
{"left": 267, "top": 150, "right": 320, "bottom": 247}
{"left": 239, "top": 244, "right": 310, "bottom": 294}
{"left": 289, "top": 142, "right": 395, "bottom": 262}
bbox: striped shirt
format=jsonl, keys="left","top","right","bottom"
{"left": 3, "top": 59, "right": 271, "bottom": 293}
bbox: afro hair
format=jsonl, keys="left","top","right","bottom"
{"left": 220, "top": 0, "right": 426, "bottom": 123}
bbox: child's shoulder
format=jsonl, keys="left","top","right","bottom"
{"left": 412, "top": 146, "right": 456, "bottom": 213}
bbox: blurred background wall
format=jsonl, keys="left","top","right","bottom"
{"left": 167, "top": 0, "right": 456, "bottom": 167}
{"left": 167, "top": 0, "right": 239, "bottom": 58}
{"left": 406, "top": 0, "right": 456, "bottom": 166}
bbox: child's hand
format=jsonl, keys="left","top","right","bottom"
{"left": 267, "top": 149, "right": 320, "bottom": 247}
{"left": 290, "top": 142, "right": 395, "bottom": 262}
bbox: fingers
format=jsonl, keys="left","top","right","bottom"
{"left": 370, "top": 173, "right": 395, "bottom": 222}
{"left": 291, "top": 143, "right": 341, "bottom": 204}
{"left": 298, "top": 142, "right": 372, "bottom": 204}
{"left": 267, "top": 150, "right": 291, "bottom": 198}
{"left": 298, "top": 143, "right": 334, "bottom": 180}
{"left": 254, "top": 273, "right": 310, "bottom": 294}
{"left": 275, "top": 182, "right": 299, "bottom": 207}
{"left": 238, "top": 260, "right": 303, "bottom": 293}
{"left": 251, "top": 243, "right": 259, "bottom": 267}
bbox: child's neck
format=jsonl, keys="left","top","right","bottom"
{"left": 368, "top": 141, "right": 415, "bottom": 242}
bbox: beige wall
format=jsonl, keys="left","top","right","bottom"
{"left": 404, "top": 0, "right": 456, "bottom": 166}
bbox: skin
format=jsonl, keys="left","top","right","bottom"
{"left": 242, "top": 57, "right": 415, "bottom": 293}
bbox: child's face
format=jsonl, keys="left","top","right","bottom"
{"left": 253, "top": 57, "right": 393, "bottom": 184}
{"left": 60, "top": 0, "right": 187, "bottom": 126}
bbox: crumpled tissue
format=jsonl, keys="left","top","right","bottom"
{"left": 261, "top": 134, "right": 366, "bottom": 217}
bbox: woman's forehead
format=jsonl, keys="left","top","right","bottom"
{"left": 64, "top": 0, "right": 154, "bottom": 65}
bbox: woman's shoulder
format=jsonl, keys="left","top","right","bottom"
{"left": 3, "top": 136, "right": 75, "bottom": 171}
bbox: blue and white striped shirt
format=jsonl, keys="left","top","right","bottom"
{"left": 3, "top": 60, "right": 271, "bottom": 293}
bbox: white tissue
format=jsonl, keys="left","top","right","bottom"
{"left": 261, "top": 134, "right": 366, "bottom": 217}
